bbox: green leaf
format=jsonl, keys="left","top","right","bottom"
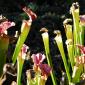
{"left": 17, "top": 57, "right": 24, "bottom": 85}
{"left": 66, "top": 39, "right": 75, "bottom": 70}
{"left": 0, "top": 34, "right": 9, "bottom": 76}
{"left": 12, "top": 21, "right": 31, "bottom": 64}
{"left": 54, "top": 31, "right": 71, "bottom": 82}
{"left": 65, "top": 25, "right": 73, "bottom": 40}
{"left": 42, "top": 32, "right": 57, "bottom": 85}
{"left": 72, "top": 64, "right": 83, "bottom": 83}
{"left": 70, "top": 3, "right": 80, "bottom": 56}
{"left": 79, "top": 25, "right": 85, "bottom": 45}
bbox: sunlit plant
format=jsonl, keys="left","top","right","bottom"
{"left": 0, "top": 6, "right": 51, "bottom": 85}
{"left": 12, "top": 7, "right": 37, "bottom": 85}
{"left": 0, "top": 6, "right": 37, "bottom": 85}
{"left": 54, "top": 2, "right": 85, "bottom": 85}
{"left": 41, "top": 28, "right": 57, "bottom": 85}
{"left": 0, "top": 2, "right": 85, "bottom": 85}
{"left": 0, "top": 17, "right": 15, "bottom": 76}
{"left": 17, "top": 44, "right": 29, "bottom": 85}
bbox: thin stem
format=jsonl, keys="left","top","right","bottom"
{"left": 70, "top": 3, "right": 80, "bottom": 56}
{"left": 17, "top": 58, "right": 24, "bottom": 85}
{"left": 66, "top": 39, "right": 75, "bottom": 70}
{"left": 55, "top": 32, "right": 71, "bottom": 82}
{"left": 12, "top": 20, "right": 31, "bottom": 64}
{"left": 42, "top": 32, "right": 57, "bottom": 85}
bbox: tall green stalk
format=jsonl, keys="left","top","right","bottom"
{"left": 0, "top": 34, "right": 9, "bottom": 76}
{"left": 17, "top": 57, "right": 24, "bottom": 85}
{"left": 66, "top": 39, "right": 75, "bottom": 70}
{"left": 42, "top": 32, "right": 57, "bottom": 85}
{"left": 70, "top": 3, "right": 84, "bottom": 83}
{"left": 70, "top": 2, "right": 80, "bottom": 56}
{"left": 12, "top": 20, "right": 31, "bottom": 64}
{"left": 63, "top": 19, "right": 73, "bottom": 40}
{"left": 79, "top": 21, "right": 85, "bottom": 45}
{"left": 54, "top": 31, "right": 71, "bottom": 82}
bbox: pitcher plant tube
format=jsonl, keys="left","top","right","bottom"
{"left": 0, "top": 19, "right": 15, "bottom": 76}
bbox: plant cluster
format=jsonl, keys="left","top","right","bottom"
{"left": 0, "top": 2, "right": 85, "bottom": 85}
{"left": 54, "top": 2, "right": 85, "bottom": 85}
